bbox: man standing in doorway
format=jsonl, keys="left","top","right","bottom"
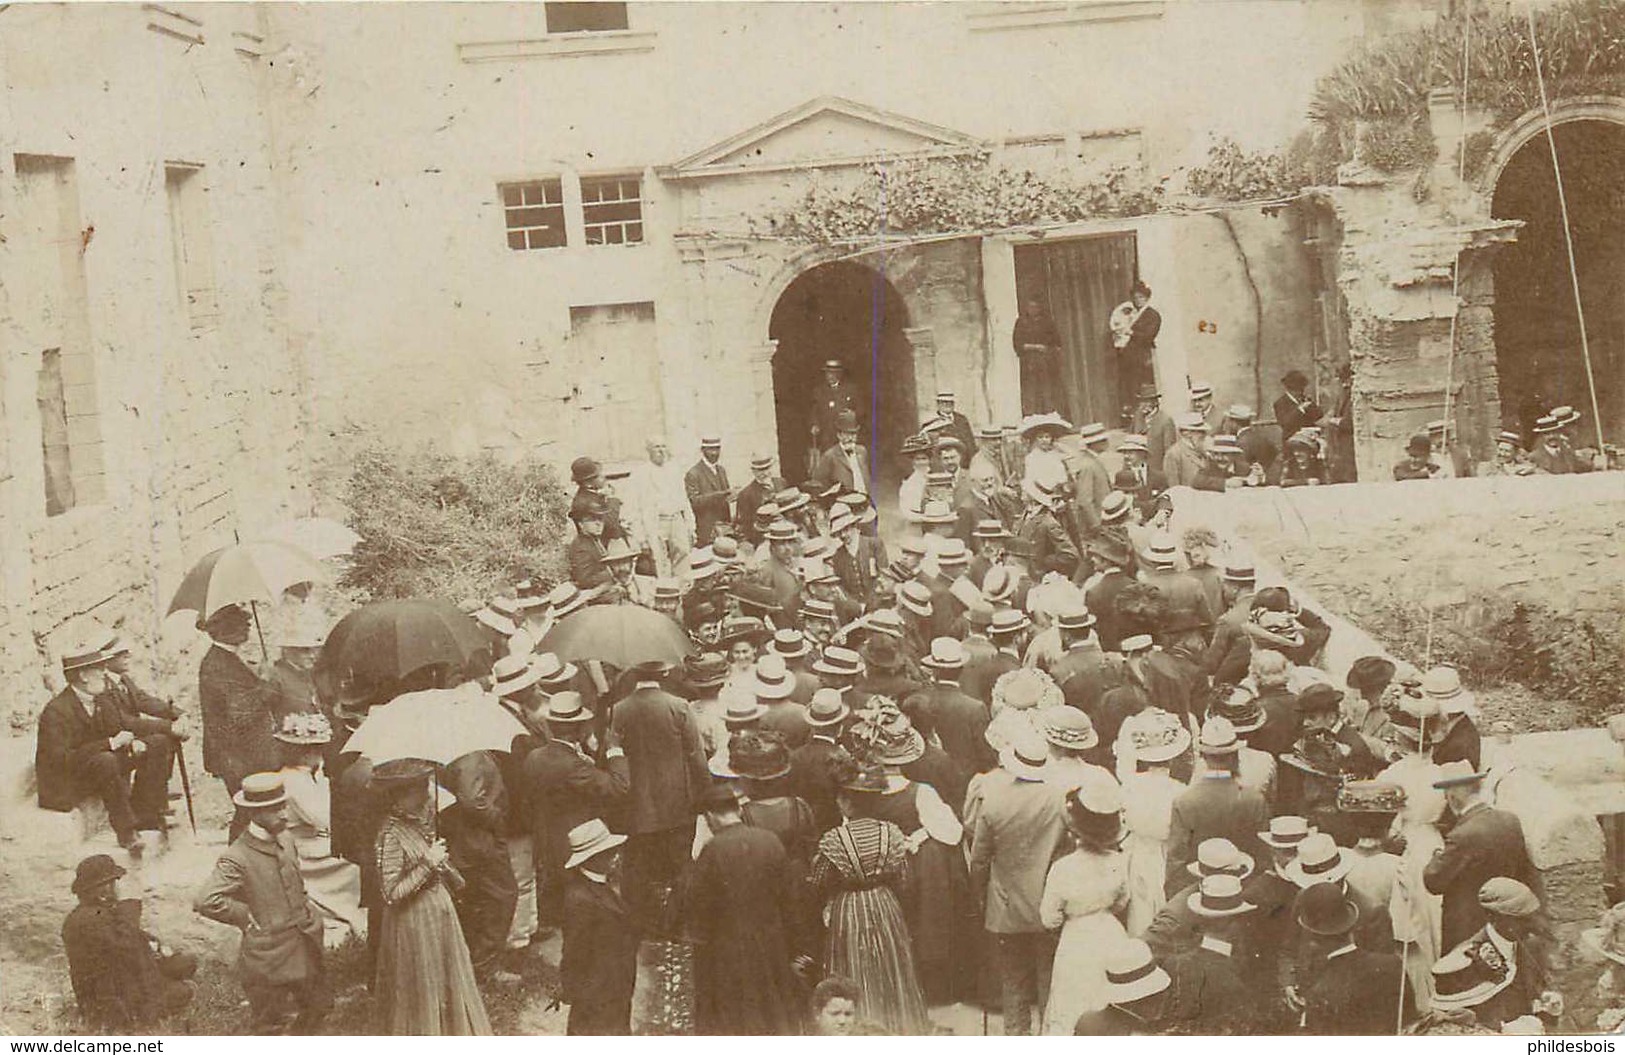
{"left": 685, "top": 437, "right": 733, "bottom": 547}
{"left": 809, "top": 359, "right": 858, "bottom": 478}
{"left": 1274, "top": 370, "right": 1324, "bottom": 446}
{"left": 1013, "top": 296, "right": 1063, "bottom": 416}
{"left": 813, "top": 410, "right": 871, "bottom": 497}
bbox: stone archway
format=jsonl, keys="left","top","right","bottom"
{"left": 1483, "top": 100, "right": 1625, "bottom": 447}
{"left": 767, "top": 260, "right": 916, "bottom": 493}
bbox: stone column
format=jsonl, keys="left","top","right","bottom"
{"left": 745, "top": 339, "right": 780, "bottom": 472}
{"left": 979, "top": 236, "right": 1022, "bottom": 424}
{"left": 903, "top": 326, "right": 938, "bottom": 425}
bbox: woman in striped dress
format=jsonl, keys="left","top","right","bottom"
{"left": 372, "top": 760, "right": 492, "bottom": 1036}
{"left": 810, "top": 754, "right": 930, "bottom": 1035}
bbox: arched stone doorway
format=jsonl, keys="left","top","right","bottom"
{"left": 1490, "top": 116, "right": 1625, "bottom": 447}
{"left": 768, "top": 261, "right": 916, "bottom": 495}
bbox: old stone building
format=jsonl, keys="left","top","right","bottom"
{"left": 0, "top": 0, "right": 1617, "bottom": 703}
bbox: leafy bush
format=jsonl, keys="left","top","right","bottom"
{"left": 339, "top": 442, "right": 570, "bottom": 604}
{"left": 1358, "top": 117, "right": 1439, "bottom": 173}
{"left": 1339, "top": 586, "right": 1625, "bottom": 726}
{"left": 1459, "top": 129, "right": 1498, "bottom": 182}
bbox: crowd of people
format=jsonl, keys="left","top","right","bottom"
{"left": 34, "top": 363, "right": 1602, "bottom": 1038}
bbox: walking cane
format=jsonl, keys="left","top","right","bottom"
{"left": 1396, "top": 939, "right": 1410, "bottom": 1035}
{"left": 174, "top": 736, "right": 199, "bottom": 837}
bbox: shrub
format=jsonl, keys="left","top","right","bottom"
{"left": 1358, "top": 117, "right": 1439, "bottom": 173}
{"left": 339, "top": 442, "right": 571, "bottom": 604}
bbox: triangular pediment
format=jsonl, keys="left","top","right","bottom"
{"left": 666, "top": 96, "right": 985, "bottom": 179}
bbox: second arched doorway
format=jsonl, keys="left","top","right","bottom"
{"left": 768, "top": 260, "right": 917, "bottom": 497}
{"left": 1491, "top": 117, "right": 1625, "bottom": 447}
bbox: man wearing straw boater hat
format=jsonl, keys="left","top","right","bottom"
{"left": 966, "top": 726, "right": 1068, "bottom": 1036}
{"left": 1072, "top": 938, "right": 1176, "bottom": 1035}
{"left": 1143, "top": 837, "right": 1256, "bottom": 960}
{"left": 558, "top": 818, "right": 636, "bottom": 1035}
{"left": 521, "top": 690, "right": 628, "bottom": 929}
{"left": 1424, "top": 759, "right": 1536, "bottom": 951}
{"left": 198, "top": 604, "right": 281, "bottom": 841}
{"left": 1166, "top": 716, "right": 1270, "bottom": 894}
{"left": 194, "top": 772, "right": 329, "bottom": 1032}
{"left": 1163, "top": 872, "right": 1260, "bottom": 1030}
{"left": 788, "top": 688, "right": 850, "bottom": 832}
{"left": 906, "top": 637, "right": 994, "bottom": 775}
{"left": 685, "top": 435, "right": 733, "bottom": 546}
{"left": 37, "top": 631, "right": 178, "bottom": 856}
{"left": 750, "top": 653, "right": 811, "bottom": 749}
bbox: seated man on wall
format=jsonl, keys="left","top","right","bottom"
{"left": 37, "top": 635, "right": 177, "bottom": 854}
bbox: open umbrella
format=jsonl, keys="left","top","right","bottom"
{"left": 316, "top": 597, "right": 492, "bottom": 689}
{"left": 540, "top": 602, "right": 693, "bottom": 669}
{"left": 167, "top": 541, "right": 327, "bottom": 623}
{"left": 254, "top": 517, "right": 361, "bottom": 561}
{"left": 342, "top": 686, "right": 526, "bottom": 766}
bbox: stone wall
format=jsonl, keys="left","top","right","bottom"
{"left": 0, "top": 4, "right": 312, "bottom": 716}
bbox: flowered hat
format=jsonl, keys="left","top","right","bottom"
{"left": 273, "top": 711, "right": 333, "bottom": 746}
{"left": 990, "top": 666, "right": 1062, "bottom": 716}
{"left": 845, "top": 697, "right": 925, "bottom": 767}
{"left": 1119, "top": 708, "right": 1190, "bottom": 764}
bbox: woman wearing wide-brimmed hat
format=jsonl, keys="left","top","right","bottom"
{"left": 844, "top": 699, "right": 978, "bottom": 1006}
{"left": 1040, "top": 779, "right": 1130, "bottom": 1034}
{"left": 371, "top": 759, "right": 492, "bottom": 1035}
{"left": 809, "top": 751, "right": 930, "bottom": 1035}
{"left": 274, "top": 711, "right": 367, "bottom": 946}
{"left": 1114, "top": 708, "right": 1191, "bottom": 936}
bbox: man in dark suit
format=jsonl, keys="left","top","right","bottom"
{"left": 812, "top": 410, "right": 871, "bottom": 497}
{"left": 1131, "top": 389, "right": 1179, "bottom": 476}
{"left": 684, "top": 436, "right": 732, "bottom": 546}
{"left": 1423, "top": 762, "right": 1537, "bottom": 950}
{"left": 567, "top": 497, "right": 613, "bottom": 590}
{"left": 830, "top": 508, "right": 884, "bottom": 605}
{"left": 751, "top": 521, "right": 804, "bottom": 620}
{"left": 905, "top": 638, "right": 995, "bottom": 776}
{"left": 733, "top": 455, "right": 783, "bottom": 546}
{"left": 1119, "top": 282, "right": 1161, "bottom": 412}
{"left": 520, "top": 691, "right": 629, "bottom": 927}
{"left": 610, "top": 661, "right": 710, "bottom": 933}
{"left": 1049, "top": 610, "right": 1123, "bottom": 720}
{"left": 1163, "top": 875, "right": 1263, "bottom": 1033}
{"left": 570, "top": 456, "right": 628, "bottom": 542}
{"left": 921, "top": 391, "right": 976, "bottom": 459}
{"left": 957, "top": 606, "right": 1001, "bottom": 704}
{"left": 196, "top": 605, "right": 280, "bottom": 840}
{"left": 809, "top": 360, "right": 859, "bottom": 473}
{"left": 1014, "top": 479, "right": 1079, "bottom": 579}
{"left": 1166, "top": 719, "right": 1270, "bottom": 893}
{"left": 1273, "top": 370, "right": 1324, "bottom": 445}
{"left": 1294, "top": 883, "right": 1413, "bottom": 1034}
{"left": 956, "top": 464, "right": 1021, "bottom": 544}
{"left": 62, "top": 854, "right": 196, "bottom": 1030}
{"left": 559, "top": 820, "right": 638, "bottom": 1035}
{"left": 789, "top": 690, "right": 848, "bottom": 832}
{"left": 37, "top": 640, "right": 175, "bottom": 853}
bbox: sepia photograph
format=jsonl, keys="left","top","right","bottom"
{"left": 1, "top": 0, "right": 1623, "bottom": 1039}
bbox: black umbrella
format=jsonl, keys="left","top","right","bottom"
{"left": 540, "top": 602, "right": 693, "bottom": 669}
{"left": 316, "top": 598, "right": 491, "bottom": 691}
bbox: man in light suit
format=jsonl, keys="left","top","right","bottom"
{"left": 966, "top": 733, "right": 1068, "bottom": 1036}
{"left": 812, "top": 410, "right": 871, "bottom": 497}
{"left": 610, "top": 660, "right": 710, "bottom": 933}
{"left": 684, "top": 437, "right": 733, "bottom": 546}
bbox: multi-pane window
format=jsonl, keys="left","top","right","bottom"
{"left": 501, "top": 180, "right": 567, "bottom": 250}
{"left": 580, "top": 176, "right": 643, "bottom": 245}
{"left": 543, "top": 2, "right": 629, "bottom": 33}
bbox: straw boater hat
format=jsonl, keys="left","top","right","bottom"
{"left": 1022, "top": 476, "right": 1065, "bottom": 510}
{"left": 1222, "top": 561, "right": 1256, "bottom": 585}
{"left": 232, "top": 771, "right": 288, "bottom": 810}
{"left": 1190, "top": 381, "right": 1214, "bottom": 403}
{"left": 752, "top": 503, "right": 782, "bottom": 528}
{"left": 771, "top": 628, "right": 811, "bottom": 660}
{"left": 1197, "top": 716, "right": 1242, "bottom": 756}
{"left": 774, "top": 487, "right": 810, "bottom": 515}
{"left": 532, "top": 652, "right": 579, "bottom": 689}
{"left": 918, "top": 500, "right": 957, "bottom": 526}
{"left": 811, "top": 645, "right": 863, "bottom": 679}
{"left": 1119, "top": 634, "right": 1155, "bottom": 656}
{"left": 1553, "top": 405, "right": 1582, "bottom": 428}
{"left": 799, "top": 559, "right": 839, "bottom": 586}
{"left": 1140, "top": 537, "right": 1178, "bottom": 570}
{"left": 989, "top": 607, "right": 1032, "bottom": 637}
{"left": 1119, "top": 708, "right": 1191, "bottom": 764}
{"left": 1000, "top": 729, "right": 1051, "bottom": 781}
{"left": 1187, "top": 873, "right": 1256, "bottom": 918}
{"left": 828, "top": 509, "right": 858, "bottom": 536}
{"left": 549, "top": 582, "right": 592, "bottom": 619}
{"left": 806, "top": 688, "right": 850, "bottom": 729}
{"left": 1175, "top": 411, "right": 1210, "bottom": 433}
{"left": 1040, "top": 707, "right": 1098, "bottom": 751}
{"left": 751, "top": 654, "right": 796, "bottom": 701}
{"left": 533, "top": 690, "right": 589, "bottom": 725}
{"left": 982, "top": 568, "right": 1019, "bottom": 607}
{"left": 1116, "top": 434, "right": 1150, "bottom": 454}
{"left": 598, "top": 539, "right": 639, "bottom": 566}
{"left": 490, "top": 653, "right": 546, "bottom": 698}
{"left": 972, "top": 519, "right": 1012, "bottom": 540}
{"left": 1078, "top": 422, "right": 1110, "bottom": 447}
{"left": 1225, "top": 404, "right": 1255, "bottom": 423}
{"left": 273, "top": 711, "right": 333, "bottom": 746}
{"left": 936, "top": 538, "right": 970, "bottom": 567}
{"left": 1208, "top": 435, "right": 1244, "bottom": 458}
{"left": 920, "top": 637, "right": 968, "bottom": 674}
{"left": 1531, "top": 414, "right": 1562, "bottom": 435}
{"left": 1102, "top": 940, "right": 1172, "bottom": 1006}
{"left": 976, "top": 424, "right": 1003, "bottom": 441}
{"left": 896, "top": 580, "right": 934, "bottom": 618}
{"left": 763, "top": 520, "right": 799, "bottom": 543}
{"left": 1284, "top": 832, "right": 1352, "bottom": 887}
{"left": 1258, "top": 815, "right": 1315, "bottom": 851}
{"left": 720, "top": 686, "right": 767, "bottom": 726}
{"left": 900, "top": 434, "right": 932, "bottom": 457}
{"left": 1099, "top": 491, "right": 1134, "bottom": 525}
{"left": 1432, "top": 758, "right": 1490, "bottom": 789}
{"left": 60, "top": 633, "right": 110, "bottom": 674}
{"left": 1056, "top": 608, "right": 1096, "bottom": 635}
{"left": 565, "top": 818, "right": 627, "bottom": 871}
{"left": 1187, "top": 838, "right": 1255, "bottom": 881}
{"left": 1496, "top": 430, "right": 1523, "bottom": 447}
{"left": 800, "top": 598, "right": 838, "bottom": 624}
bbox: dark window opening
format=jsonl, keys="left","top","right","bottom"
{"left": 501, "top": 179, "right": 567, "bottom": 250}
{"left": 38, "top": 348, "right": 75, "bottom": 516}
{"left": 581, "top": 176, "right": 643, "bottom": 245}
{"left": 544, "top": 2, "right": 629, "bottom": 34}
